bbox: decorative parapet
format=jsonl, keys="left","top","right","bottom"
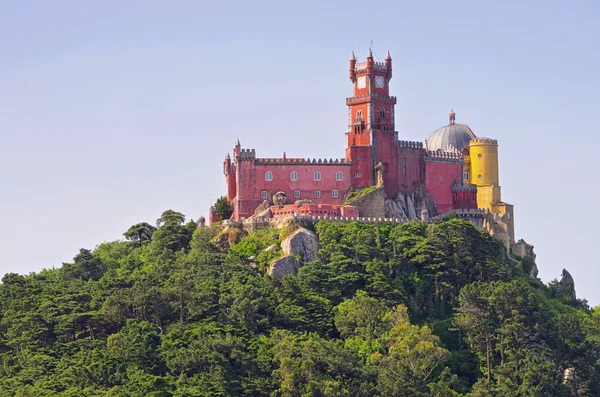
{"left": 452, "top": 184, "right": 477, "bottom": 192}
{"left": 239, "top": 148, "right": 256, "bottom": 159}
{"left": 346, "top": 94, "right": 397, "bottom": 105}
{"left": 292, "top": 213, "right": 407, "bottom": 224}
{"left": 469, "top": 137, "right": 498, "bottom": 146}
{"left": 397, "top": 140, "right": 424, "bottom": 149}
{"left": 254, "top": 158, "right": 352, "bottom": 166}
{"left": 424, "top": 150, "right": 464, "bottom": 163}
{"left": 354, "top": 62, "right": 387, "bottom": 73}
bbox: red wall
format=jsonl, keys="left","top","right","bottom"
{"left": 346, "top": 145, "right": 372, "bottom": 188}
{"left": 396, "top": 146, "right": 425, "bottom": 192}
{"left": 453, "top": 190, "right": 478, "bottom": 210}
{"left": 424, "top": 161, "right": 462, "bottom": 214}
{"left": 374, "top": 131, "right": 399, "bottom": 198}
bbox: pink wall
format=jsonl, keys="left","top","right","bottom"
{"left": 425, "top": 161, "right": 462, "bottom": 214}
{"left": 235, "top": 160, "right": 353, "bottom": 219}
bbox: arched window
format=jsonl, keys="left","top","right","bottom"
{"left": 336, "top": 171, "right": 343, "bottom": 181}
{"left": 380, "top": 108, "right": 385, "bottom": 119}
{"left": 290, "top": 171, "right": 298, "bottom": 181}
{"left": 314, "top": 190, "right": 321, "bottom": 199}
{"left": 356, "top": 110, "right": 362, "bottom": 122}
{"left": 265, "top": 171, "right": 273, "bottom": 181}
{"left": 314, "top": 171, "right": 321, "bottom": 181}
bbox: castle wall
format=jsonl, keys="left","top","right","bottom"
{"left": 374, "top": 131, "right": 399, "bottom": 198}
{"left": 235, "top": 158, "right": 353, "bottom": 219}
{"left": 396, "top": 142, "right": 426, "bottom": 193}
{"left": 424, "top": 159, "right": 462, "bottom": 214}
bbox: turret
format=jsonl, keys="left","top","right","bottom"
{"left": 366, "top": 48, "right": 374, "bottom": 74}
{"left": 349, "top": 51, "right": 356, "bottom": 82}
{"left": 233, "top": 138, "right": 241, "bottom": 158}
{"left": 385, "top": 50, "right": 392, "bottom": 79}
{"left": 223, "top": 153, "right": 231, "bottom": 175}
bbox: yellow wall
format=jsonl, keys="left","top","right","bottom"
{"left": 468, "top": 137, "right": 515, "bottom": 244}
{"left": 469, "top": 138, "right": 499, "bottom": 187}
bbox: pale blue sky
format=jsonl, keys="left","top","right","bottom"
{"left": 1, "top": 0, "right": 599, "bottom": 303}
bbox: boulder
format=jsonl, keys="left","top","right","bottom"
{"left": 273, "top": 191, "right": 288, "bottom": 206}
{"left": 268, "top": 255, "right": 301, "bottom": 279}
{"left": 254, "top": 200, "right": 270, "bottom": 215}
{"left": 281, "top": 228, "right": 319, "bottom": 262}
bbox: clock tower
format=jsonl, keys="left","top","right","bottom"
{"left": 345, "top": 49, "right": 398, "bottom": 191}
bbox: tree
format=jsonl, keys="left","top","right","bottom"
{"left": 214, "top": 196, "right": 233, "bottom": 221}
{"left": 123, "top": 222, "right": 156, "bottom": 246}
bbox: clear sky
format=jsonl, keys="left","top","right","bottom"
{"left": 1, "top": 0, "right": 599, "bottom": 304}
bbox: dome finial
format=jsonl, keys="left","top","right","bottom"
{"left": 449, "top": 109, "right": 456, "bottom": 125}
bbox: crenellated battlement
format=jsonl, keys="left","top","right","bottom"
{"left": 238, "top": 148, "right": 256, "bottom": 160}
{"left": 469, "top": 137, "right": 498, "bottom": 146}
{"left": 397, "top": 140, "right": 424, "bottom": 149}
{"left": 254, "top": 158, "right": 352, "bottom": 166}
{"left": 453, "top": 184, "right": 478, "bottom": 192}
{"left": 424, "top": 150, "right": 464, "bottom": 163}
{"left": 354, "top": 62, "right": 388, "bottom": 73}
{"left": 346, "top": 94, "right": 397, "bottom": 105}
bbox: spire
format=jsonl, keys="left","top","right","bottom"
{"left": 350, "top": 51, "right": 356, "bottom": 61}
{"left": 225, "top": 153, "right": 230, "bottom": 160}
{"left": 386, "top": 50, "right": 391, "bottom": 60}
{"left": 449, "top": 109, "right": 456, "bottom": 125}
{"left": 235, "top": 138, "right": 241, "bottom": 147}
{"left": 367, "top": 47, "right": 373, "bottom": 58}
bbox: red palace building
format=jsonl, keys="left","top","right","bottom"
{"left": 212, "top": 48, "right": 479, "bottom": 223}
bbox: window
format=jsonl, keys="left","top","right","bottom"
{"left": 477, "top": 153, "right": 483, "bottom": 158}
{"left": 477, "top": 174, "right": 482, "bottom": 180}
{"left": 314, "top": 171, "right": 321, "bottom": 181}
{"left": 294, "top": 190, "right": 301, "bottom": 199}
{"left": 402, "top": 157, "right": 407, "bottom": 176}
{"left": 314, "top": 190, "right": 321, "bottom": 199}
{"left": 261, "top": 190, "right": 268, "bottom": 199}
{"left": 290, "top": 171, "right": 298, "bottom": 181}
{"left": 332, "top": 190, "right": 339, "bottom": 198}
{"left": 356, "top": 110, "right": 362, "bottom": 121}
{"left": 380, "top": 108, "right": 386, "bottom": 119}
{"left": 336, "top": 171, "right": 343, "bottom": 181}
{"left": 355, "top": 172, "right": 361, "bottom": 178}
{"left": 265, "top": 171, "right": 273, "bottom": 181}
{"left": 463, "top": 171, "right": 469, "bottom": 181}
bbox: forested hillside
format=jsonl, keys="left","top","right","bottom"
{"left": 1, "top": 210, "right": 599, "bottom": 396}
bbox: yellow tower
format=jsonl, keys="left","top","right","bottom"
{"left": 468, "top": 138, "right": 515, "bottom": 244}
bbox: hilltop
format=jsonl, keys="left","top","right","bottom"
{"left": 0, "top": 210, "right": 598, "bottom": 396}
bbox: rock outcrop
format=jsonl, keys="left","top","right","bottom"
{"left": 557, "top": 269, "right": 576, "bottom": 300}
{"left": 268, "top": 255, "right": 301, "bottom": 279}
{"left": 391, "top": 186, "right": 437, "bottom": 221}
{"left": 349, "top": 187, "right": 386, "bottom": 218}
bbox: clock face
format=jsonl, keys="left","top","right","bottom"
{"left": 357, "top": 76, "right": 367, "bottom": 89}
{"left": 375, "top": 76, "right": 385, "bottom": 88}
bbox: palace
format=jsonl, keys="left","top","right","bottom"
{"left": 209, "top": 48, "right": 517, "bottom": 248}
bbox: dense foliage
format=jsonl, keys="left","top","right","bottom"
{"left": 1, "top": 211, "right": 599, "bottom": 396}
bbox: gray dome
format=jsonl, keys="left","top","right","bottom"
{"left": 426, "top": 122, "right": 476, "bottom": 153}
